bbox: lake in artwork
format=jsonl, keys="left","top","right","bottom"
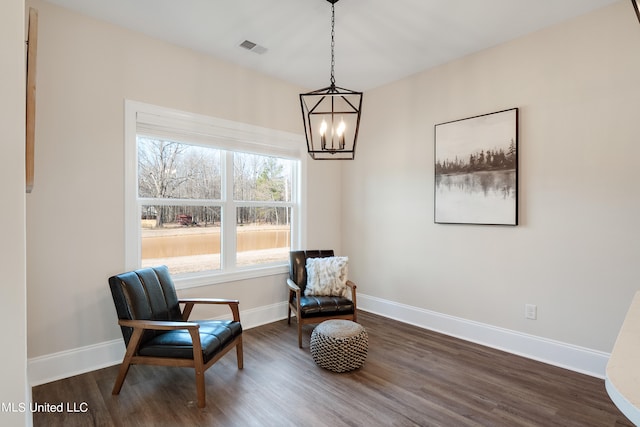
{"left": 434, "top": 170, "right": 516, "bottom": 224}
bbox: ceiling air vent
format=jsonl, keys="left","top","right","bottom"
{"left": 239, "top": 39, "right": 267, "bottom": 54}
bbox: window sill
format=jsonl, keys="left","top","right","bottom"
{"left": 173, "top": 264, "right": 289, "bottom": 290}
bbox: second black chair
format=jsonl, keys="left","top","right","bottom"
{"left": 287, "top": 250, "right": 357, "bottom": 348}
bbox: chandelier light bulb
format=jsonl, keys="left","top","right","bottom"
{"left": 336, "top": 118, "right": 346, "bottom": 136}
{"left": 337, "top": 118, "right": 346, "bottom": 149}
{"left": 319, "top": 120, "right": 328, "bottom": 135}
{"left": 319, "top": 119, "right": 328, "bottom": 149}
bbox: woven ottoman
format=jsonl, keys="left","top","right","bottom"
{"left": 310, "top": 320, "right": 368, "bottom": 372}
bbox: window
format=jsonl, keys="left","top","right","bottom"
{"left": 233, "top": 152, "right": 293, "bottom": 268}
{"left": 138, "top": 138, "right": 223, "bottom": 274}
{"left": 125, "top": 101, "right": 305, "bottom": 287}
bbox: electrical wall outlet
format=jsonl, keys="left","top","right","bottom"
{"left": 525, "top": 304, "right": 537, "bottom": 320}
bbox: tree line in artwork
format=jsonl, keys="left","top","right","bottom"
{"left": 435, "top": 139, "right": 516, "bottom": 175}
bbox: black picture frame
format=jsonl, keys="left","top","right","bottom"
{"left": 632, "top": 0, "right": 640, "bottom": 24}
{"left": 434, "top": 108, "right": 518, "bottom": 226}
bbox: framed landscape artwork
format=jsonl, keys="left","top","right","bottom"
{"left": 434, "top": 108, "right": 518, "bottom": 226}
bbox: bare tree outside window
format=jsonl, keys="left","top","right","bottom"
{"left": 137, "top": 138, "right": 294, "bottom": 274}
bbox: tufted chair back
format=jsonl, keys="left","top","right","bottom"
{"left": 108, "top": 265, "right": 183, "bottom": 348}
{"left": 289, "top": 250, "right": 335, "bottom": 295}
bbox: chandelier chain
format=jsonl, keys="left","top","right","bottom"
{"left": 330, "top": 2, "right": 335, "bottom": 87}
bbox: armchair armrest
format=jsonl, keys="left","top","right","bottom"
{"left": 117, "top": 319, "right": 203, "bottom": 360}
{"left": 179, "top": 298, "right": 239, "bottom": 305}
{"left": 286, "top": 278, "right": 301, "bottom": 293}
{"left": 179, "top": 298, "right": 240, "bottom": 322}
{"left": 287, "top": 278, "right": 301, "bottom": 306}
{"left": 118, "top": 318, "right": 199, "bottom": 331}
{"left": 346, "top": 280, "right": 357, "bottom": 321}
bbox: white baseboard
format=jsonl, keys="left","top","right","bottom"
{"left": 29, "top": 297, "right": 609, "bottom": 387}
{"left": 28, "top": 339, "right": 125, "bottom": 387}
{"left": 357, "top": 293, "right": 610, "bottom": 379}
{"left": 241, "top": 301, "right": 289, "bottom": 329}
{"left": 28, "top": 302, "right": 289, "bottom": 387}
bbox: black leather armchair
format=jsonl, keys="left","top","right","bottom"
{"left": 108, "top": 265, "right": 243, "bottom": 408}
{"left": 287, "top": 250, "right": 357, "bottom": 348}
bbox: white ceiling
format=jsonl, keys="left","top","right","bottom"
{"left": 44, "top": 0, "right": 621, "bottom": 91}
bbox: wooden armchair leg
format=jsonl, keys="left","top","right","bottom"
{"left": 113, "top": 328, "right": 143, "bottom": 395}
{"left": 195, "top": 368, "right": 206, "bottom": 409}
{"left": 112, "top": 360, "right": 132, "bottom": 395}
{"left": 298, "top": 322, "right": 303, "bottom": 348}
{"left": 236, "top": 338, "right": 244, "bottom": 369}
{"left": 189, "top": 329, "right": 207, "bottom": 408}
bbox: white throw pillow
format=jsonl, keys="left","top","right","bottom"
{"left": 305, "top": 256, "right": 349, "bottom": 298}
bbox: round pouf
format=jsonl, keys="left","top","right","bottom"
{"left": 310, "top": 320, "right": 368, "bottom": 372}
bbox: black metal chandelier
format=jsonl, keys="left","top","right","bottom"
{"left": 300, "top": 0, "right": 363, "bottom": 160}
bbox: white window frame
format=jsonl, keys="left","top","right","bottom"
{"left": 124, "top": 100, "right": 307, "bottom": 289}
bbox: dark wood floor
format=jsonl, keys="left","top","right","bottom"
{"left": 32, "top": 311, "right": 631, "bottom": 427}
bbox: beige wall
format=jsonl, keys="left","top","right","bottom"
{"left": 25, "top": 0, "right": 343, "bottom": 360}
{"left": 1, "top": 0, "right": 29, "bottom": 425}
{"left": 343, "top": 1, "right": 640, "bottom": 353}
{"left": 25, "top": 0, "right": 640, "bottom": 382}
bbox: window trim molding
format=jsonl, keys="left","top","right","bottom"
{"left": 124, "top": 100, "right": 307, "bottom": 289}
